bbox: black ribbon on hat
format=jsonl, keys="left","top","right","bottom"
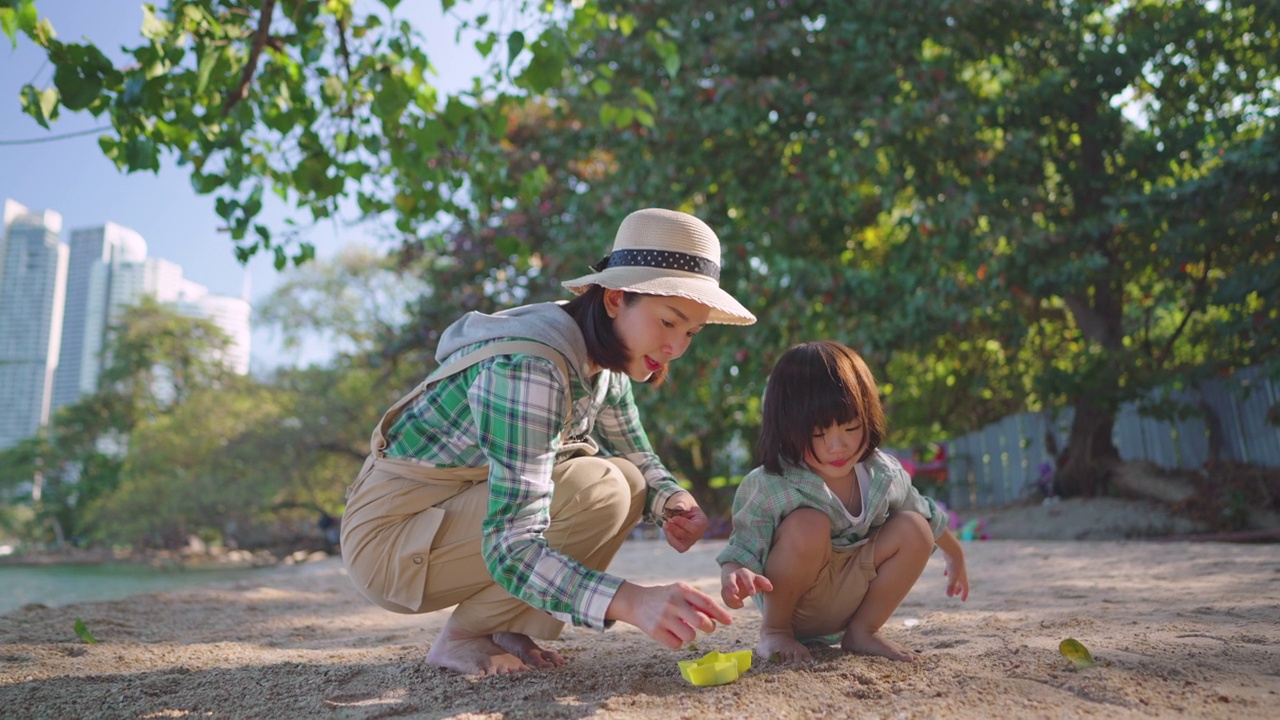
{"left": 589, "top": 249, "right": 721, "bottom": 280}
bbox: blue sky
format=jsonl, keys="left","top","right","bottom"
{"left": 0, "top": 0, "right": 489, "bottom": 371}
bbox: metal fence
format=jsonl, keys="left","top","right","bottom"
{"left": 942, "top": 367, "right": 1280, "bottom": 510}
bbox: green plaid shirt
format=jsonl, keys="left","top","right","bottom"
{"left": 716, "top": 449, "right": 948, "bottom": 574}
{"left": 384, "top": 341, "right": 684, "bottom": 631}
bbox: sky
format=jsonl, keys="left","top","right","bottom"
{"left": 0, "top": 0, "right": 490, "bottom": 372}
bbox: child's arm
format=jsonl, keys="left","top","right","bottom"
{"left": 719, "top": 562, "right": 774, "bottom": 609}
{"left": 933, "top": 529, "right": 970, "bottom": 601}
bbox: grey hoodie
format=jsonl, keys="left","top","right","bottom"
{"left": 435, "top": 301, "right": 591, "bottom": 392}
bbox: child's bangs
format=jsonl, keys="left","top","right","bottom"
{"left": 799, "top": 387, "right": 858, "bottom": 432}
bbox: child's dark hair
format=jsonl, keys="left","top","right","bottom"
{"left": 756, "top": 340, "right": 885, "bottom": 473}
{"left": 561, "top": 285, "right": 668, "bottom": 385}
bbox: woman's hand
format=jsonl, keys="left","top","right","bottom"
{"left": 661, "top": 493, "right": 708, "bottom": 552}
{"left": 719, "top": 564, "right": 774, "bottom": 609}
{"left": 607, "top": 581, "right": 733, "bottom": 648}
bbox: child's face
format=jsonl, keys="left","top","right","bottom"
{"left": 803, "top": 421, "right": 866, "bottom": 484}
{"left": 605, "top": 291, "right": 710, "bottom": 382}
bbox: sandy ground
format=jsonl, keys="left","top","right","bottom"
{"left": 2, "top": 513, "right": 1279, "bottom": 720}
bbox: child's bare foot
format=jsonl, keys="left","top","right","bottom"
{"left": 425, "top": 624, "right": 528, "bottom": 676}
{"left": 840, "top": 628, "right": 920, "bottom": 662}
{"left": 493, "top": 632, "right": 566, "bottom": 669}
{"left": 759, "top": 630, "right": 814, "bottom": 664}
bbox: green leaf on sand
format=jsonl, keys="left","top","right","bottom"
{"left": 1059, "top": 638, "right": 1094, "bottom": 669}
{"left": 74, "top": 618, "right": 99, "bottom": 644}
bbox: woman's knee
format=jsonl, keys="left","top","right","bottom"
{"left": 552, "top": 456, "right": 643, "bottom": 524}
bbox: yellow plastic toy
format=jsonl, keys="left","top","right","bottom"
{"left": 677, "top": 650, "right": 753, "bottom": 687}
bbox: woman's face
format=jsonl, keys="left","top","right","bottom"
{"left": 604, "top": 290, "right": 711, "bottom": 383}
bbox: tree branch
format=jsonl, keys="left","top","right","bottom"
{"left": 223, "top": 0, "right": 277, "bottom": 116}
{"left": 1156, "top": 247, "right": 1213, "bottom": 363}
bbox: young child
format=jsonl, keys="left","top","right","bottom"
{"left": 717, "top": 340, "right": 969, "bottom": 663}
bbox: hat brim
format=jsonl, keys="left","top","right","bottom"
{"left": 562, "top": 267, "right": 756, "bottom": 326}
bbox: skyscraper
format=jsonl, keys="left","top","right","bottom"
{"left": 0, "top": 200, "right": 69, "bottom": 449}
{"left": 176, "top": 292, "right": 252, "bottom": 376}
{"left": 51, "top": 222, "right": 148, "bottom": 411}
{"left": 49, "top": 220, "right": 253, "bottom": 413}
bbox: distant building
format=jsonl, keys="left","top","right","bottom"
{"left": 0, "top": 200, "right": 69, "bottom": 450}
{"left": 51, "top": 222, "right": 148, "bottom": 411}
{"left": 177, "top": 292, "right": 252, "bottom": 376}
{"left": 49, "top": 219, "right": 253, "bottom": 413}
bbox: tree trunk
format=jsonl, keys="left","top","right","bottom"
{"left": 1198, "top": 384, "right": 1224, "bottom": 466}
{"left": 1056, "top": 396, "right": 1122, "bottom": 497}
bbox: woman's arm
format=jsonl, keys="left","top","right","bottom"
{"left": 471, "top": 355, "right": 625, "bottom": 630}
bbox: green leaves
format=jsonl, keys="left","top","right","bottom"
{"left": 0, "top": 0, "right": 37, "bottom": 46}
{"left": 1059, "top": 638, "right": 1096, "bottom": 669}
{"left": 140, "top": 4, "right": 170, "bottom": 40}
{"left": 74, "top": 618, "right": 99, "bottom": 644}
{"left": 19, "top": 84, "right": 58, "bottom": 127}
{"left": 506, "top": 30, "right": 525, "bottom": 71}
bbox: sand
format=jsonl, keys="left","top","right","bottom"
{"left": 2, "top": 513, "right": 1279, "bottom": 720}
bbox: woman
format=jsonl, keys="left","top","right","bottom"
{"left": 341, "top": 208, "right": 756, "bottom": 675}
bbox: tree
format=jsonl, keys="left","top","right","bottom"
{"left": 256, "top": 242, "right": 429, "bottom": 360}
{"left": 0, "top": 298, "right": 233, "bottom": 545}
{"left": 491, "top": 0, "right": 1280, "bottom": 496}
{"left": 1, "top": 0, "right": 668, "bottom": 267}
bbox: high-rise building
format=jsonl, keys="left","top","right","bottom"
{"left": 177, "top": 293, "right": 252, "bottom": 376}
{"left": 49, "top": 221, "right": 253, "bottom": 412}
{"left": 0, "top": 200, "right": 69, "bottom": 449}
{"left": 51, "top": 222, "right": 148, "bottom": 411}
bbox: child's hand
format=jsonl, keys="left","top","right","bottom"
{"left": 934, "top": 529, "right": 970, "bottom": 601}
{"left": 943, "top": 553, "right": 969, "bottom": 601}
{"left": 661, "top": 495, "right": 708, "bottom": 553}
{"left": 720, "top": 566, "right": 773, "bottom": 609}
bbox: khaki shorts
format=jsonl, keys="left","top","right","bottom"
{"left": 791, "top": 530, "right": 879, "bottom": 640}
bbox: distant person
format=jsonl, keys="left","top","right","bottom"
{"left": 718, "top": 340, "right": 969, "bottom": 664}
{"left": 317, "top": 512, "right": 340, "bottom": 554}
{"left": 340, "top": 209, "right": 756, "bottom": 675}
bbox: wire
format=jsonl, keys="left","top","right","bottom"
{"left": 0, "top": 126, "right": 113, "bottom": 146}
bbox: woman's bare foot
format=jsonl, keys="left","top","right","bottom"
{"left": 425, "top": 623, "right": 528, "bottom": 676}
{"left": 759, "top": 629, "right": 814, "bottom": 664}
{"left": 493, "top": 632, "right": 567, "bottom": 669}
{"left": 840, "top": 628, "right": 920, "bottom": 662}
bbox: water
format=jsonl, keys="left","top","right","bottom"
{"left": 0, "top": 563, "right": 269, "bottom": 616}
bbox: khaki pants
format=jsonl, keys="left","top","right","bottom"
{"left": 341, "top": 453, "right": 646, "bottom": 639}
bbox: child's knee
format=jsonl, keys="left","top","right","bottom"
{"left": 886, "top": 511, "right": 934, "bottom": 551}
{"left": 775, "top": 507, "right": 831, "bottom": 546}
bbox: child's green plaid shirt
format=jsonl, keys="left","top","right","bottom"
{"left": 717, "top": 450, "right": 949, "bottom": 575}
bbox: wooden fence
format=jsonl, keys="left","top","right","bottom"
{"left": 942, "top": 367, "right": 1280, "bottom": 510}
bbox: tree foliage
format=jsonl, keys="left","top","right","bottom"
{"left": 1, "top": 0, "right": 671, "bottom": 267}
{"left": 0, "top": 298, "right": 232, "bottom": 545}
{"left": 7, "top": 0, "right": 1278, "bottom": 512}
{"left": 477, "top": 0, "right": 1280, "bottom": 497}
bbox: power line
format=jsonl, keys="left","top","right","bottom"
{"left": 0, "top": 126, "right": 112, "bottom": 146}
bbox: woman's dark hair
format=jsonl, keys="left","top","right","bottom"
{"left": 562, "top": 286, "right": 668, "bottom": 384}
{"left": 756, "top": 340, "right": 886, "bottom": 474}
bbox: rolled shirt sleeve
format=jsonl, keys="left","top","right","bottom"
{"left": 881, "top": 454, "right": 949, "bottom": 540}
{"left": 471, "top": 355, "right": 622, "bottom": 631}
{"left": 715, "top": 468, "right": 781, "bottom": 573}
{"left": 593, "top": 373, "right": 687, "bottom": 524}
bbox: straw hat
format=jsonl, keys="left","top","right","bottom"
{"left": 561, "top": 208, "right": 757, "bottom": 325}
